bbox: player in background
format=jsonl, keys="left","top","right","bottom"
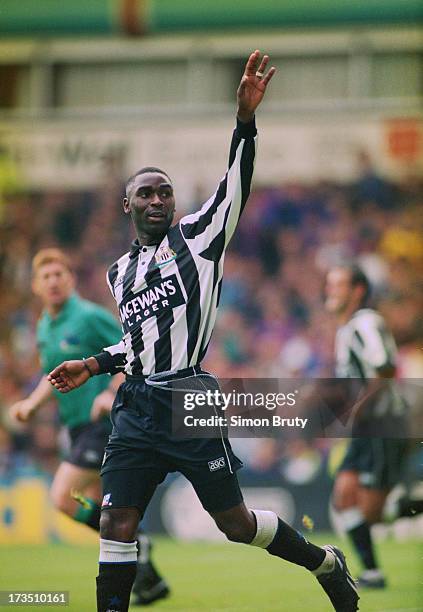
{"left": 48, "top": 51, "right": 359, "bottom": 612}
{"left": 10, "top": 248, "right": 169, "bottom": 606}
{"left": 325, "top": 263, "right": 420, "bottom": 588}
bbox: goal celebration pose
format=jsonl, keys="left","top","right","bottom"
{"left": 49, "top": 51, "right": 359, "bottom": 612}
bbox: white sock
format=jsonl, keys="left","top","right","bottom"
{"left": 99, "top": 538, "right": 138, "bottom": 564}
{"left": 361, "top": 569, "right": 384, "bottom": 579}
{"left": 312, "top": 548, "right": 335, "bottom": 577}
{"left": 249, "top": 510, "right": 279, "bottom": 548}
{"left": 336, "top": 506, "right": 366, "bottom": 531}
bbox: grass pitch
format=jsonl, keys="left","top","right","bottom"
{"left": 1, "top": 535, "right": 421, "bottom": 611}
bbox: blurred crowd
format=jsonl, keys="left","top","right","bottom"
{"left": 0, "top": 154, "right": 422, "bottom": 480}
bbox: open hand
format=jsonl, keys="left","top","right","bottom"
{"left": 48, "top": 360, "right": 91, "bottom": 393}
{"left": 237, "top": 50, "right": 276, "bottom": 123}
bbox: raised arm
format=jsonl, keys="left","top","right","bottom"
{"left": 179, "top": 50, "right": 275, "bottom": 256}
{"left": 236, "top": 49, "right": 276, "bottom": 124}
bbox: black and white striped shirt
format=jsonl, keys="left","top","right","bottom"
{"left": 95, "top": 118, "right": 257, "bottom": 376}
{"left": 335, "top": 308, "right": 406, "bottom": 418}
{"left": 335, "top": 308, "right": 397, "bottom": 380}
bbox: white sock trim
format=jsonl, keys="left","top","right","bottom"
{"left": 360, "top": 569, "right": 384, "bottom": 580}
{"left": 337, "top": 507, "right": 365, "bottom": 531}
{"left": 250, "top": 510, "right": 279, "bottom": 549}
{"left": 137, "top": 533, "right": 151, "bottom": 564}
{"left": 99, "top": 538, "right": 138, "bottom": 564}
{"left": 312, "top": 549, "right": 335, "bottom": 577}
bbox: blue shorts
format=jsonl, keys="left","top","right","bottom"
{"left": 338, "top": 437, "right": 409, "bottom": 489}
{"left": 67, "top": 420, "right": 111, "bottom": 470}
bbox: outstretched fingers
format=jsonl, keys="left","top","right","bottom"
{"left": 261, "top": 66, "right": 276, "bottom": 87}
{"left": 244, "top": 50, "right": 276, "bottom": 86}
{"left": 244, "top": 49, "right": 261, "bottom": 76}
{"left": 255, "top": 54, "right": 269, "bottom": 77}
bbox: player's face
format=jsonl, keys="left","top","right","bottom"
{"left": 325, "top": 268, "right": 354, "bottom": 314}
{"left": 124, "top": 172, "right": 175, "bottom": 240}
{"left": 32, "top": 262, "right": 75, "bottom": 308}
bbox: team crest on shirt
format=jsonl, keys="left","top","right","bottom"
{"left": 154, "top": 245, "right": 177, "bottom": 268}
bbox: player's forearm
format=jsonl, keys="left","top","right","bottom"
{"left": 235, "top": 115, "right": 257, "bottom": 139}
{"left": 223, "top": 117, "right": 257, "bottom": 239}
{"left": 237, "top": 109, "right": 255, "bottom": 124}
{"left": 225, "top": 117, "right": 257, "bottom": 204}
{"left": 83, "top": 356, "right": 101, "bottom": 376}
{"left": 28, "top": 376, "right": 54, "bottom": 409}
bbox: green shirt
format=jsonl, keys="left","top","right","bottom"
{"left": 37, "top": 293, "right": 122, "bottom": 429}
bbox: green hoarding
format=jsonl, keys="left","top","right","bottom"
{"left": 0, "top": 0, "right": 421, "bottom": 36}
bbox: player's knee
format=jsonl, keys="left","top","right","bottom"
{"left": 333, "top": 474, "right": 359, "bottom": 510}
{"left": 214, "top": 517, "right": 254, "bottom": 544}
{"left": 99, "top": 509, "right": 138, "bottom": 542}
{"left": 333, "top": 491, "right": 352, "bottom": 511}
{"left": 362, "top": 506, "right": 383, "bottom": 525}
{"left": 223, "top": 524, "right": 252, "bottom": 544}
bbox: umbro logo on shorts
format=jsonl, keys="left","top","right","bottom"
{"left": 208, "top": 457, "right": 226, "bottom": 472}
{"left": 102, "top": 493, "right": 112, "bottom": 507}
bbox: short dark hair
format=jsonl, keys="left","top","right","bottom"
{"left": 125, "top": 167, "right": 172, "bottom": 197}
{"left": 339, "top": 262, "right": 371, "bottom": 305}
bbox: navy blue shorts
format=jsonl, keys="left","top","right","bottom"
{"left": 338, "top": 437, "right": 409, "bottom": 489}
{"left": 101, "top": 372, "right": 243, "bottom": 514}
{"left": 67, "top": 420, "right": 111, "bottom": 470}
